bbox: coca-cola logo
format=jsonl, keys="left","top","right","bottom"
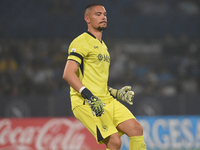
{"left": 0, "top": 118, "right": 90, "bottom": 150}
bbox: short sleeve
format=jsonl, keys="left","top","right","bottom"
{"left": 67, "top": 38, "right": 89, "bottom": 65}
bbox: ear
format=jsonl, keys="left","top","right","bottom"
{"left": 84, "top": 15, "right": 90, "bottom": 24}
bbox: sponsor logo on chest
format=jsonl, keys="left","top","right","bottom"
{"left": 97, "top": 53, "right": 110, "bottom": 63}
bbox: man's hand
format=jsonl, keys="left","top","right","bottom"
{"left": 108, "top": 86, "right": 134, "bottom": 105}
{"left": 81, "top": 87, "right": 106, "bottom": 117}
{"left": 117, "top": 86, "right": 134, "bottom": 105}
{"left": 87, "top": 95, "right": 106, "bottom": 117}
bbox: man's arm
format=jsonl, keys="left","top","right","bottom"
{"left": 63, "top": 59, "right": 105, "bottom": 117}
{"left": 63, "top": 60, "right": 83, "bottom": 92}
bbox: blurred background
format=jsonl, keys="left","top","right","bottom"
{"left": 0, "top": 0, "right": 200, "bottom": 118}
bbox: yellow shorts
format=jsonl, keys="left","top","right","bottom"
{"left": 73, "top": 98, "right": 135, "bottom": 144}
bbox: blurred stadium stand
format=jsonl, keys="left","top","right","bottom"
{"left": 0, "top": 0, "right": 200, "bottom": 118}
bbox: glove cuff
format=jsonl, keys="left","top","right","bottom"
{"left": 79, "top": 86, "right": 86, "bottom": 93}
{"left": 108, "top": 87, "right": 118, "bottom": 98}
{"left": 81, "top": 88, "right": 93, "bottom": 100}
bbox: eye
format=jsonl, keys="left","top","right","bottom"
{"left": 96, "top": 13, "right": 101, "bottom": 16}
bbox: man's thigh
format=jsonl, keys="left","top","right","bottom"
{"left": 73, "top": 104, "right": 118, "bottom": 143}
{"left": 113, "top": 100, "right": 135, "bottom": 128}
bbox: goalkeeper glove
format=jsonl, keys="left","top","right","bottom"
{"left": 80, "top": 87, "right": 106, "bottom": 117}
{"left": 108, "top": 86, "right": 134, "bottom": 105}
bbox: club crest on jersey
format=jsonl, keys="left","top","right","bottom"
{"left": 102, "top": 125, "right": 108, "bottom": 132}
{"left": 71, "top": 48, "right": 76, "bottom": 52}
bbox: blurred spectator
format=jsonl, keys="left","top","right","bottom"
{"left": 0, "top": 44, "right": 19, "bottom": 72}
{"left": 136, "top": 0, "right": 170, "bottom": 16}
{"left": 132, "top": 81, "right": 145, "bottom": 95}
{"left": 177, "top": 33, "right": 190, "bottom": 56}
{"left": 17, "top": 72, "right": 33, "bottom": 95}
{"left": 180, "top": 77, "right": 199, "bottom": 94}
{"left": 134, "top": 59, "right": 148, "bottom": 80}
{"left": 145, "top": 68, "right": 159, "bottom": 84}
{"left": 157, "top": 68, "right": 175, "bottom": 84}
{"left": 160, "top": 84, "right": 177, "bottom": 96}
{"left": 162, "top": 34, "right": 179, "bottom": 56}
{"left": 0, "top": 72, "right": 15, "bottom": 96}
{"left": 0, "top": 55, "right": 18, "bottom": 73}
{"left": 109, "top": 49, "right": 128, "bottom": 87}
{"left": 177, "top": 0, "right": 200, "bottom": 15}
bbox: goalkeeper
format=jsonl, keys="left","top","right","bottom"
{"left": 63, "top": 3, "right": 146, "bottom": 150}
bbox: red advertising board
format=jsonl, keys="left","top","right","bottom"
{"left": 0, "top": 117, "right": 106, "bottom": 150}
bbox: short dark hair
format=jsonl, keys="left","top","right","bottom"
{"left": 84, "top": 3, "right": 103, "bottom": 14}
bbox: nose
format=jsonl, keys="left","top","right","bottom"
{"left": 102, "top": 15, "right": 106, "bottom": 20}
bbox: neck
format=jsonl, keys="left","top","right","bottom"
{"left": 88, "top": 28, "right": 103, "bottom": 41}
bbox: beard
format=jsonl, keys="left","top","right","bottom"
{"left": 97, "top": 26, "right": 107, "bottom": 31}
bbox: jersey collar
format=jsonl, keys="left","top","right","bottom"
{"left": 86, "top": 31, "right": 102, "bottom": 43}
{"left": 86, "top": 31, "right": 96, "bottom": 39}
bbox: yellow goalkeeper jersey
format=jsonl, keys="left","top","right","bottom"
{"left": 67, "top": 32, "right": 113, "bottom": 110}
